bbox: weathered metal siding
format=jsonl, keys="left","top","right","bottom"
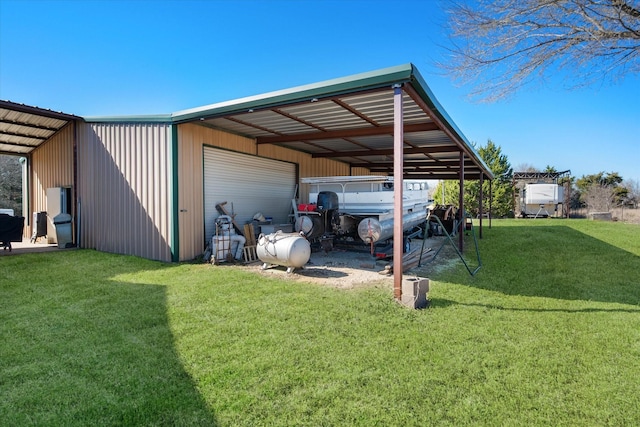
{"left": 176, "top": 123, "right": 373, "bottom": 260}
{"left": 29, "top": 122, "right": 75, "bottom": 238}
{"left": 177, "top": 124, "right": 256, "bottom": 260}
{"left": 77, "top": 122, "right": 172, "bottom": 262}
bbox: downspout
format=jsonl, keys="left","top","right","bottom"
{"left": 170, "top": 124, "right": 180, "bottom": 262}
{"left": 73, "top": 120, "right": 79, "bottom": 247}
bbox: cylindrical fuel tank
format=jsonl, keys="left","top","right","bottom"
{"left": 257, "top": 232, "right": 311, "bottom": 268}
{"left": 357, "top": 210, "right": 427, "bottom": 243}
{"left": 294, "top": 215, "right": 324, "bottom": 239}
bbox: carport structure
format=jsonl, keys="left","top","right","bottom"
{"left": 0, "top": 101, "right": 79, "bottom": 155}
{"left": 1, "top": 64, "right": 493, "bottom": 302}
{"left": 173, "top": 64, "right": 494, "bottom": 298}
{"left": 0, "top": 101, "right": 81, "bottom": 241}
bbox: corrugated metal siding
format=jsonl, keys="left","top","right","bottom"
{"left": 176, "top": 126, "right": 205, "bottom": 261}
{"left": 77, "top": 122, "right": 172, "bottom": 262}
{"left": 176, "top": 123, "right": 375, "bottom": 259}
{"left": 29, "top": 123, "right": 75, "bottom": 238}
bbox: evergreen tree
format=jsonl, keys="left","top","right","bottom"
{"left": 434, "top": 140, "right": 514, "bottom": 217}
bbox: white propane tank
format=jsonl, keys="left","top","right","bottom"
{"left": 257, "top": 231, "right": 311, "bottom": 273}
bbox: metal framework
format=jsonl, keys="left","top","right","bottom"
{"left": 512, "top": 170, "right": 572, "bottom": 218}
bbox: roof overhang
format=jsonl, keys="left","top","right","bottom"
{"left": 172, "top": 63, "right": 494, "bottom": 181}
{"left": 3, "top": 64, "right": 494, "bottom": 181}
{"left": 0, "top": 100, "right": 81, "bottom": 156}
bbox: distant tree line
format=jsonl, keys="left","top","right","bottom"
{"left": 433, "top": 141, "right": 639, "bottom": 218}
{"left": 0, "top": 155, "right": 22, "bottom": 214}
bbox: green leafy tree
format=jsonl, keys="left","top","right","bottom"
{"left": 434, "top": 140, "right": 514, "bottom": 217}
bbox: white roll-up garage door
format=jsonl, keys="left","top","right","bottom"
{"left": 203, "top": 147, "right": 296, "bottom": 242}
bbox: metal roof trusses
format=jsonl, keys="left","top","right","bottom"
{"left": 0, "top": 100, "right": 79, "bottom": 155}
{"left": 198, "top": 84, "right": 487, "bottom": 181}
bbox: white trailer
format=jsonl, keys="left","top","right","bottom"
{"left": 520, "top": 183, "right": 564, "bottom": 218}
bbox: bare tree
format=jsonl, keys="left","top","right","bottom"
{"left": 0, "top": 155, "right": 22, "bottom": 213}
{"left": 442, "top": 0, "right": 640, "bottom": 101}
{"left": 582, "top": 183, "right": 616, "bottom": 211}
{"left": 514, "top": 163, "right": 539, "bottom": 173}
{"left": 623, "top": 178, "right": 639, "bottom": 207}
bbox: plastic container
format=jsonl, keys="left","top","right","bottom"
{"left": 53, "top": 213, "right": 73, "bottom": 248}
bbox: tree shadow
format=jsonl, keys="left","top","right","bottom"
{"left": 430, "top": 298, "right": 640, "bottom": 313}
{"left": 427, "top": 223, "right": 640, "bottom": 306}
{"left": 1, "top": 251, "right": 217, "bottom": 425}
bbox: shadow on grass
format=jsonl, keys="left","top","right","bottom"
{"left": 431, "top": 298, "right": 640, "bottom": 313}
{"left": 0, "top": 250, "right": 217, "bottom": 426}
{"left": 430, "top": 222, "right": 640, "bottom": 307}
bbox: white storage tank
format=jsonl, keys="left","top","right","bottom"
{"left": 257, "top": 231, "right": 311, "bottom": 273}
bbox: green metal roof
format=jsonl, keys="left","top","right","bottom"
{"left": 171, "top": 64, "right": 416, "bottom": 123}
{"left": 170, "top": 63, "right": 494, "bottom": 181}
{"left": 83, "top": 114, "right": 173, "bottom": 123}
{"left": 3, "top": 64, "right": 494, "bottom": 180}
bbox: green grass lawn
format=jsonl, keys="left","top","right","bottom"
{"left": 1, "top": 219, "right": 639, "bottom": 426}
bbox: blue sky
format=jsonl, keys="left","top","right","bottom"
{"left": 1, "top": 0, "right": 638, "bottom": 183}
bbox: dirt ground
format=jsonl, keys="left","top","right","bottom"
{"left": 236, "top": 236, "right": 458, "bottom": 289}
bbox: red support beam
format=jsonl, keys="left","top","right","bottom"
{"left": 458, "top": 151, "right": 464, "bottom": 252}
{"left": 256, "top": 122, "right": 438, "bottom": 144}
{"left": 393, "top": 85, "right": 404, "bottom": 301}
{"left": 479, "top": 172, "right": 484, "bottom": 239}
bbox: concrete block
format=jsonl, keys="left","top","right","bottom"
{"left": 588, "top": 212, "right": 612, "bottom": 221}
{"left": 401, "top": 277, "right": 430, "bottom": 309}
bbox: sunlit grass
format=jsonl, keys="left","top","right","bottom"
{"left": 1, "top": 219, "right": 639, "bottom": 426}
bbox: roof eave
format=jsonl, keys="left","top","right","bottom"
{"left": 171, "top": 63, "right": 415, "bottom": 123}
{"left": 83, "top": 114, "right": 173, "bottom": 124}
{"left": 408, "top": 68, "right": 495, "bottom": 180}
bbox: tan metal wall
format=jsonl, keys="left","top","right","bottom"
{"left": 77, "top": 122, "right": 172, "bottom": 262}
{"left": 29, "top": 122, "right": 75, "bottom": 238}
{"left": 176, "top": 125, "right": 206, "bottom": 261}
{"left": 176, "top": 123, "right": 372, "bottom": 261}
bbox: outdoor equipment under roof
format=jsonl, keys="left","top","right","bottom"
{"left": 172, "top": 63, "right": 494, "bottom": 181}
{"left": 0, "top": 100, "right": 80, "bottom": 156}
